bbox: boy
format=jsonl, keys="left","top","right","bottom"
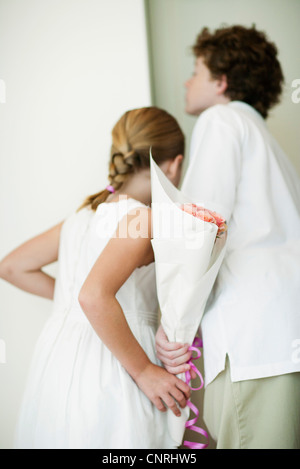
{"left": 156, "top": 25, "right": 300, "bottom": 449}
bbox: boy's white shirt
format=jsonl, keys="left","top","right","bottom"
{"left": 181, "top": 101, "right": 300, "bottom": 385}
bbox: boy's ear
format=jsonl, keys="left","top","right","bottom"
{"left": 216, "top": 74, "right": 228, "bottom": 95}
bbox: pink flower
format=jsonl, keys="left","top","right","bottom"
{"left": 180, "top": 203, "right": 227, "bottom": 236}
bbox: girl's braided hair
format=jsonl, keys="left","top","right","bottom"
{"left": 79, "top": 106, "right": 185, "bottom": 211}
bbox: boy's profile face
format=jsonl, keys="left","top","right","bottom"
{"left": 184, "top": 57, "right": 229, "bottom": 116}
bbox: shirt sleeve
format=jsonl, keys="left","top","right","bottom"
{"left": 181, "top": 107, "right": 243, "bottom": 222}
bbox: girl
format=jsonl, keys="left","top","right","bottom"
{"left": 0, "top": 106, "right": 191, "bottom": 449}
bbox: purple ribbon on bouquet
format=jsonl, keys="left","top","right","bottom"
{"left": 183, "top": 337, "right": 209, "bottom": 449}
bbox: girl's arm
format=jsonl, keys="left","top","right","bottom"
{"left": 0, "top": 222, "right": 63, "bottom": 300}
{"left": 78, "top": 207, "right": 190, "bottom": 416}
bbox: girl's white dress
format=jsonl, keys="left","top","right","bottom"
{"left": 14, "top": 198, "right": 176, "bottom": 449}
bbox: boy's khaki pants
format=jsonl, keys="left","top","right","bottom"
{"left": 203, "top": 357, "right": 300, "bottom": 449}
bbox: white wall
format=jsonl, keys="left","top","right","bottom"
{"left": 0, "top": 0, "right": 151, "bottom": 448}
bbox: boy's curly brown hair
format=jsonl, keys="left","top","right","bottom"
{"left": 192, "top": 25, "right": 284, "bottom": 118}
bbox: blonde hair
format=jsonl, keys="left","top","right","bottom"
{"left": 79, "top": 107, "right": 185, "bottom": 211}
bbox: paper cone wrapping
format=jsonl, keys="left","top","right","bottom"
{"left": 150, "top": 156, "right": 227, "bottom": 446}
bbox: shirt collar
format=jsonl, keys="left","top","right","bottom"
{"left": 228, "top": 100, "right": 266, "bottom": 123}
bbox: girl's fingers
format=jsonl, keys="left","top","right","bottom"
{"left": 156, "top": 342, "right": 190, "bottom": 357}
{"left": 171, "top": 387, "right": 189, "bottom": 409}
{"left": 153, "top": 397, "right": 167, "bottom": 413}
{"left": 156, "top": 340, "right": 187, "bottom": 353}
{"left": 155, "top": 325, "right": 186, "bottom": 352}
{"left": 176, "top": 377, "right": 191, "bottom": 399}
{"left": 162, "top": 378, "right": 191, "bottom": 415}
{"left": 162, "top": 393, "right": 182, "bottom": 417}
{"left": 156, "top": 347, "right": 192, "bottom": 368}
{"left": 165, "top": 363, "right": 191, "bottom": 375}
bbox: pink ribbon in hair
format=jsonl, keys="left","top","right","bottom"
{"left": 183, "top": 337, "right": 209, "bottom": 449}
{"left": 106, "top": 185, "right": 115, "bottom": 193}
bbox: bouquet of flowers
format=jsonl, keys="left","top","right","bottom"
{"left": 150, "top": 156, "right": 227, "bottom": 448}
{"left": 180, "top": 203, "right": 227, "bottom": 237}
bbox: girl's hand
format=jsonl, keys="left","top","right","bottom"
{"left": 155, "top": 325, "right": 197, "bottom": 379}
{"left": 135, "top": 363, "right": 191, "bottom": 417}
